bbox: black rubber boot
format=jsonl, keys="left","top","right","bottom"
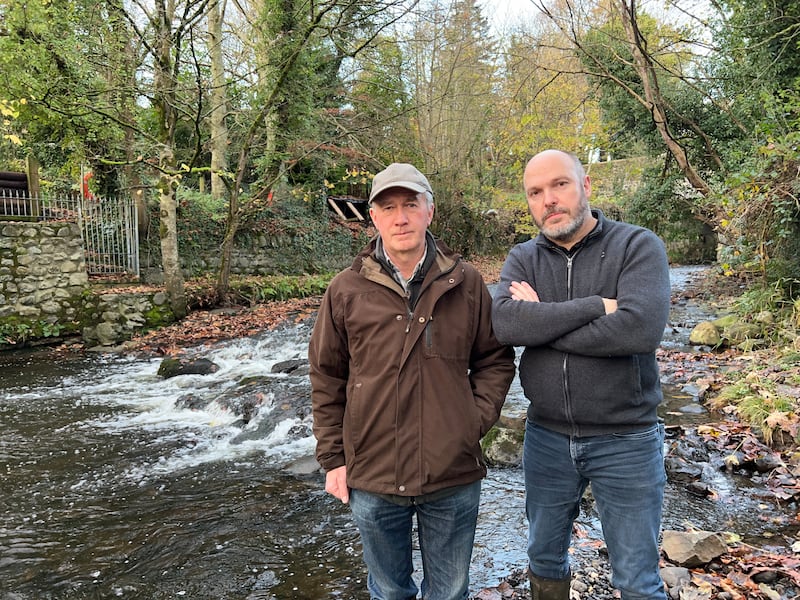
{"left": 528, "top": 568, "right": 571, "bottom": 600}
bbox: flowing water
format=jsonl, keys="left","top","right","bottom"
{"left": 0, "top": 266, "right": 794, "bottom": 599}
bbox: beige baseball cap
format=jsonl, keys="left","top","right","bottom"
{"left": 369, "top": 163, "right": 433, "bottom": 203}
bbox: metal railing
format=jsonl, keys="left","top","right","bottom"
{"left": 1, "top": 190, "right": 140, "bottom": 280}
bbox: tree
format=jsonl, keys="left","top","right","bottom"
{"left": 530, "top": 0, "right": 718, "bottom": 198}
{"left": 0, "top": 0, "right": 209, "bottom": 316}
{"left": 118, "top": 0, "right": 217, "bottom": 318}
{"left": 707, "top": 0, "right": 800, "bottom": 282}
{"left": 345, "top": 34, "right": 420, "bottom": 166}
{"left": 214, "top": 0, "right": 418, "bottom": 300}
{"left": 492, "top": 28, "right": 607, "bottom": 185}
{"left": 208, "top": 0, "right": 230, "bottom": 201}
{"left": 0, "top": 0, "right": 133, "bottom": 189}
{"left": 406, "top": 0, "right": 498, "bottom": 189}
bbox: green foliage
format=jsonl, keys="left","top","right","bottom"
{"left": 139, "top": 188, "right": 227, "bottom": 267}
{"left": 0, "top": 321, "right": 32, "bottom": 345}
{"left": 488, "top": 191, "right": 535, "bottom": 242}
{"left": 580, "top": 19, "right": 659, "bottom": 158}
{"left": 722, "top": 277, "right": 800, "bottom": 346}
{"left": 140, "top": 185, "right": 370, "bottom": 277}
{"left": 730, "top": 281, "right": 788, "bottom": 316}
{"left": 0, "top": 317, "right": 66, "bottom": 346}
{"left": 0, "top": 0, "right": 132, "bottom": 188}
{"left": 712, "top": 377, "right": 798, "bottom": 446}
{"left": 347, "top": 35, "right": 420, "bottom": 166}
{"left": 428, "top": 183, "right": 517, "bottom": 258}
{"left": 709, "top": 268, "right": 800, "bottom": 355}
{"left": 143, "top": 305, "right": 176, "bottom": 329}
{"left": 716, "top": 91, "right": 800, "bottom": 287}
{"left": 323, "top": 167, "right": 373, "bottom": 200}
{"left": 229, "top": 274, "right": 333, "bottom": 304}
{"left": 608, "top": 160, "right": 715, "bottom": 263}
{"left": 245, "top": 191, "right": 371, "bottom": 266}
{"left": 713, "top": 0, "right": 800, "bottom": 96}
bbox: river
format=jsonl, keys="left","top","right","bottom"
{"left": 0, "top": 266, "right": 794, "bottom": 599}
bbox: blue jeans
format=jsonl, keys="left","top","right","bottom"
{"left": 349, "top": 481, "right": 481, "bottom": 600}
{"left": 523, "top": 421, "right": 667, "bottom": 600}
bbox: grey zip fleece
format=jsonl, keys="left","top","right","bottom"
{"left": 491, "top": 209, "right": 671, "bottom": 437}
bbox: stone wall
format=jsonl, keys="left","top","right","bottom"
{"left": 139, "top": 228, "right": 363, "bottom": 283}
{"left": 0, "top": 221, "right": 88, "bottom": 342}
{"left": 1, "top": 217, "right": 362, "bottom": 350}
{"left": 0, "top": 221, "right": 177, "bottom": 350}
{"left": 81, "top": 290, "right": 173, "bottom": 348}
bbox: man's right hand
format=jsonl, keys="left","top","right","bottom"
{"left": 325, "top": 465, "right": 349, "bottom": 504}
{"left": 603, "top": 298, "right": 618, "bottom": 314}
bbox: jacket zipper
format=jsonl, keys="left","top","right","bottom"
{"left": 405, "top": 288, "right": 413, "bottom": 333}
{"left": 562, "top": 251, "right": 581, "bottom": 435}
{"left": 425, "top": 316, "right": 433, "bottom": 348}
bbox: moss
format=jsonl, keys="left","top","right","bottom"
{"left": 157, "top": 357, "right": 182, "bottom": 378}
{"left": 480, "top": 425, "right": 525, "bottom": 466}
{"left": 143, "top": 304, "right": 175, "bottom": 328}
{"left": 480, "top": 425, "right": 524, "bottom": 452}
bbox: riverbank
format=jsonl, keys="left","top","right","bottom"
{"left": 80, "top": 255, "right": 507, "bottom": 356}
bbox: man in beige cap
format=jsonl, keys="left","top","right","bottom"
{"left": 309, "top": 163, "right": 515, "bottom": 600}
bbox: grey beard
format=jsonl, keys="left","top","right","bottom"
{"left": 543, "top": 210, "right": 586, "bottom": 243}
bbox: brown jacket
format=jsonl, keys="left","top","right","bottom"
{"left": 309, "top": 237, "right": 515, "bottom": 497}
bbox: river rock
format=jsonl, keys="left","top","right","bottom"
{"left": 660, "top": 565, "right": 691, "bottom": 590}
{"left": 688, "top": 321, "right": 721, "bottom": 346}
{"left": 157, "top": 356, "right": 220, "bottom": 378}
{"left": 722, "top": 322, "right": 763, "bottom": 346}
{"left": 661, "top": 530, "right": 728, "bottom": 567}
{"left": 711, "top": 314, "right": 738, "bottom": 329}
{"left": 664, "top": 455, "right": 703, "bottom": 483}
{"left": 175, "top": 392, "right": 213, "bottom": 411}
{"left": 285, "top": 455, "right": 323, "bottom": 475}
{"left": 753, "top": 453, "right": 784, "bottom": 473}
{"left": 271, "top": 358, "right": 308, "bottom": 374}
{"left": 481, "top": 426, "right": 524, "bottom": 467}
{"left": 230, "top": 381, "right": 312, "bottom": 443}
{"left": 753, "top": 310, "right": 775, "bottom": 325}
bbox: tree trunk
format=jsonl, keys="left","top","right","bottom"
{"left": 153, "top": 0, "right": 187, "bottom": 318}
{"left": 215, "top": 0, "right": 294, "bottom": 300}
{"left": 208, "top": 0, "right": 229, "bottom": 201}
{"left": 159, "top": 153, "right": 188, "bottom": 319}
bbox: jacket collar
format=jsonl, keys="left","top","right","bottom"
{"left": 355, "top": 231, "right": 458, "bottom": 276}
{"left": 352, "top": 233, "right": 461, "bottom": 305}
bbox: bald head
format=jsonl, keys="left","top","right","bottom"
{"left": 524, "top": 150, "right": 585, "bottom": 184}
{"left": 522, "top": 149, "right": 595, "bottom": 249}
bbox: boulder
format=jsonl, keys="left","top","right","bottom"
{"left": 481, "top": 426, "right": 524, "bottom": 467}
{"left": 661, "top": 530, "right": 728, "bottom": 567}
{"left": 157, "top": 356, "right": 220, "bottom": 378}
{"left": 688, "top": 321, "right": 721, "bottom": 346}
{"left": 721, "top": 322, "right": 763, "bottom": 346}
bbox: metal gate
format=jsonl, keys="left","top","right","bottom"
{"left": 77, "top": 194, "right": 140, "bottom": 279}
{"left": 0, "top": 191, "right": 140, "bottom": 280}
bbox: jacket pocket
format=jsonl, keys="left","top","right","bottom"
{"left": 421, "top": 316, "right": 470, "bottom": 361}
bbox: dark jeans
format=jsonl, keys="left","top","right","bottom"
{"left": 524, "top": 421, "right": 667, "bottom": 599}
{"left": 349, "top": 481, "right": 481, "bottom": 600}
